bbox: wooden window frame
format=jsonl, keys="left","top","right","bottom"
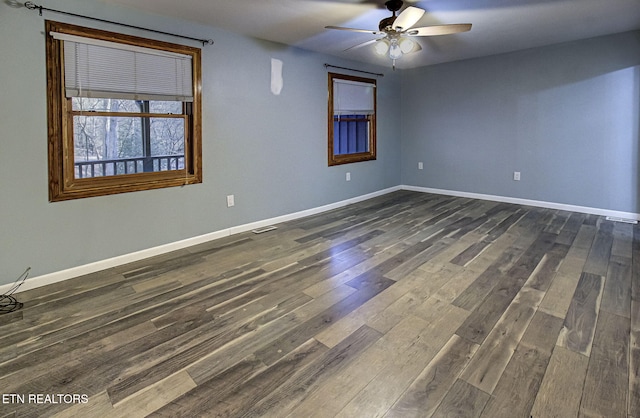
{"left": 45, "top": 20, "right": 202, "bottom": 201}
{"left": 327, "top": 72, "right": 377, "bottom": 166}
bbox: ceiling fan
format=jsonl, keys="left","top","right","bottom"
{"left": 325, "top": 0, "right": 471, "bottom": 68}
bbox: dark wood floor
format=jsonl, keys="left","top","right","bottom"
{"left": 0, "top": 191, "right": 638, "bottom": 417}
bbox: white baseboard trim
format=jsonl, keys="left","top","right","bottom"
{"left": 3, "top": 186, "right": 401, "bottom": 295}
{"left": 6, "top": 184, "right": 636, "bottom": 295}
{"left": 401, "top": 185, "right": 640, "bottom": 221}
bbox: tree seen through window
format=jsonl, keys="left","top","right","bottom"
{"left": 72, "top": 98, "right": 186, "bottom": 178}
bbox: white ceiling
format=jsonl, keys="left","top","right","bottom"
{"left": 104, "top": 0, "right": 640, "bottom": 69}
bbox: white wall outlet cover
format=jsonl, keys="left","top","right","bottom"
{"left": 226, "top": 195, "right": 235, "bottom": 207}
{"left": 271, "top": 58, "right": 283, "bottom": 95}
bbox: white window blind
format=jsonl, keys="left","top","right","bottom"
{"left": 52, "top": 32, "right": 194, "bottom": 102}
{"left": 333, "top": 78, "right": 375, "bottom": 116}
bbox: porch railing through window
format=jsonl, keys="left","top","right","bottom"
{"left": 75, "top": 155, "right": 185, "bottom": 179}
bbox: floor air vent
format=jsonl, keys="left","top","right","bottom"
{"left": 252, "top": 226, "right": 278, "bottom": 234}
{"left": 605, "top": 216, "right": 638, "bottom": 224}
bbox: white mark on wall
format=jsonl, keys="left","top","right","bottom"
{"left": 271, "top": 58, "right": 283, "bottom": 95}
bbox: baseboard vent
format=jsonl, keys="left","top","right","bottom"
{"left": 252, "top": 225, "right": 278, "bottom": 234}
{"left": 605, "top": 216, "right": 638, "bottom": 224}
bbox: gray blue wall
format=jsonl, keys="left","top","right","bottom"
{"left": 1, "top": 0, "right": 638, "bottom": 287}
{"left": 0, "top": 0, "right": 401, "bottom": 285}
{"left": 401, "top": 30, "right": 640, "bottom": 212}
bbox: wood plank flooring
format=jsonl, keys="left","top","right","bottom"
{"left": 0, "top": 190, "right": 637, "bottom": 417}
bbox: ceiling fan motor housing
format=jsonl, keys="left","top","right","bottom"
{"left": 379, "top": 0, "right": 403, "bottom": 31}
{"left": 378, "top": 16, "right": 396, "bottom": 31}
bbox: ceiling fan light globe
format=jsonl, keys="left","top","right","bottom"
{"left": 389, "top": 43, "right": 402, "bottom": 60}
{"left": 399, "top": 38, "right": 415, "bottom": 53}
{"left": 374, "top": 40, "right": 390, "bottom": 55}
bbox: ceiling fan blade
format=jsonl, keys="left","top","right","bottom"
{"left": 325, "top": 25, "right": 383, "bottom": 35}
{"left": 406, "top": 23, "right": 472, "bottom": 36}
{"left": 392, "top": 6, "right": 425, "bottom": 31}
{"left": 344, "top": 39, "right": 379, "bottom": 51}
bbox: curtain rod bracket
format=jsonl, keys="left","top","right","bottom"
{"left": 23, "top": 1, "right": 214, "bottom": 46}
{"left": 24, "top": 1, "right": 41, "bottom": 15}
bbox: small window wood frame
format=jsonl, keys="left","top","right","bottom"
{"left": 328, "top": 72, "right": 377, "bottom": 166}
{"left": 45, "top": 20, "right": 202, "bottom": 201}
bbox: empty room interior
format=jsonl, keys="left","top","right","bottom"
{"left": 1, "top": 0, "right": 639, "bottom": 416}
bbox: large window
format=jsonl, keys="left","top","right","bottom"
{"left": 46, "top": 20, "right": 202, "bottom": 201}
{"left": 328, "top": 73, "right": 376, "bottom": 166}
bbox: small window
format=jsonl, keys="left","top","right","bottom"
{"left": 45, "top": 20, "right": 202, "bottom": 201}
{"left": 328, "top": 73, "right": 376, "bottom": 166}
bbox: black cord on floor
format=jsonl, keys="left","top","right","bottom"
{"left": 0, "top": 267, "right": 30, "bottom": 314}
{"left": 0, "top": 294, "right": 22, "bottom": 314}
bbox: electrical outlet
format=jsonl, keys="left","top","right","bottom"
{"left": 346, "top": 172, "right": 351, "bottom": 181}
{"left": 226, "top": 194, "right": 235, "bottom": 207}
{"left": 418, "top": 162, "right": 423, "bottom": 170}
{"left": 513, "top": 171, "right": 521, "bottom": 181}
